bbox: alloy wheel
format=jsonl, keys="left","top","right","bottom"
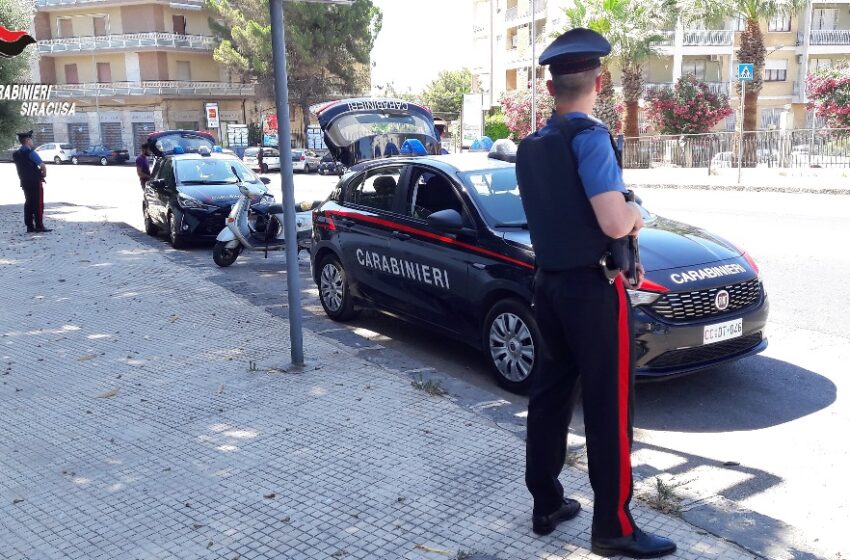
{"left": 489, "top": 312, "right": 535, "bottom": 383}
{"left": 320, "top": 263, "right": 344, "bottom": 313}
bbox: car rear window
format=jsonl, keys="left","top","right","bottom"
{"left": 60, "top": 144, "right": 73, "bottom": 150}
{"left": 244, "top": 148, "right": 259, "bottom": 156}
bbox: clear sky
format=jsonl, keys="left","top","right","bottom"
{"left": 370, "top": 0, "right": 473, "bottom": 96}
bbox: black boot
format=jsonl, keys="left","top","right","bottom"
{"left": 531, "top": 498, "right": 581, "bottom": 535}
{"left": 592, "top": 529, "right": 676, "bottom": 558}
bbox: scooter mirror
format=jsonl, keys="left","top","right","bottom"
{"left": 260, "top": 177, "right": 271, "bottom": 185}
{"left": 239, "top": 184, "right": 251, "bottom": 197}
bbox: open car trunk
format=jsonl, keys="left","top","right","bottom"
{"left": 145, "top": 130, "right": 215, "bottom": 157}
{"left": 313, "top": 98, "right": 439, "bottom": 167}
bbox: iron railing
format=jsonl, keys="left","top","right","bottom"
{"left": 505, "top": 0, "right": 546, "bottom": 22}
{"left": 50, "top": 81, "right": 255, "bottom": 98}
{"left": 621, "top": 129, "right": 850, "bottom": 169}
{"left": 644, "top": 81, "right": 731, "bottom": 97}
{"left": 809, "top": 29, "right": 850, "bottom": 45}
{"left": 36, "top": 0, "right": 203, "bottom": 6}
{"left": 656, "top": 31, "right": 676, "bottom": 46}
{"left": 682, "top": 29, "right": 734, "bottom": 46}
{"left": 38, "top": 33, "right": 217, "bottom": 54}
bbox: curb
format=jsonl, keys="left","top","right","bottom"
{"left": 629, "top": 183, "right": 850, "bottom": 195}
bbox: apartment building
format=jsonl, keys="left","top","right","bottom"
{"left": 471, "top": 0, "right": 850, "bottom": 133}
{"left": 29, "top": 0, "right": 256, "bottom": 153}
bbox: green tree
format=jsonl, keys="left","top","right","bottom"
{"left": 484, "top": 111, "right": 510, "bottom": 140}
{"left": 0, "top": 0, "right": 34, "bottom": 146}
{"left": 681, "top": 0, "right": 802, "bottom": 132}
{"left": 562, "top": 0, "right": 672, "bottom": 137}
{"left": 206, "top": 0, "right": 382, "bottom": 142}
{"left": 421, "top": 69, "right": 472, "bottom": 121}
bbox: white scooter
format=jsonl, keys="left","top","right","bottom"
{"left": 213, "top": 180, "right": 318, "bottom": 268}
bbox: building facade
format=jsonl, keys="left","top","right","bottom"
{"left": 29, "top": 0, "right": 258, "bottom": 154}
{"left": 471, "top": 0, "right": 850, "bottom": 133}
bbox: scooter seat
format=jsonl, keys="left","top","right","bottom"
{"left": 296, "top": 200, "right": 323, "bottom": 212}
{"left": 267, "top": 203, "right": 284, "bottom": 214}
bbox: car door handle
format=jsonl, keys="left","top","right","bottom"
{"left": 391, "top": 231, "right": 411, "bottom": 241}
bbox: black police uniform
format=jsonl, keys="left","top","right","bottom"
{"left": 12, "top": 131, "right": 46, "bottom": 232}
{"left": 517, "top": 29, "right": 675, "bottom": 557}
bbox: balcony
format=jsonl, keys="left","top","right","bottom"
{"left": 505, "top": 0, "right": 547, "bottom": 23}
{"left": 38, "top": 33, "right": 217, "bottom": 54}
{"left": 36, "top": 0, "right": 203, "bottom": 7}
{"left": 656, "top": 30, "right": 675, "bottom": 47}
{"left": 682, "top": 30, "right": 734, "bottom": 46}
{"left": 644, "top": 81, "right": 731, "bottom": 96}
{"left": 808, "top": 29, "right": 850, "bottom": 45}
{"left": 50, "top": 81, "right": 255, "bottom": 98}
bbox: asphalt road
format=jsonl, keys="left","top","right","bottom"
{"left": 2, "top": 162, "right": 847, "bottom": 559}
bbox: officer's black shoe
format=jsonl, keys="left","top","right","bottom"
{"left": 26, "top": 227, "right": 36, "bottom": 233}
{"left": 531, "top": 498, "right": 581, "bottom": 535}
{"left": 35, "top": 227, "right": 52, "bottom": 233}
{"left": 591, "top": 529, "right": 676, "bottom": 558}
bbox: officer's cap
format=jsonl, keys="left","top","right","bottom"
{"left": 539, "top": 28, "right": 611, "bottom": 76}
{"left": 16, "top": 130, "right": 33, "bottom": 141}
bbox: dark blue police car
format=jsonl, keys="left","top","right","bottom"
{"left": 309, "top": 101, "right": 768, "bottom": 392}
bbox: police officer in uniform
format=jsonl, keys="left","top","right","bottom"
{"left": 516, "top": 29, "right": 676, "bottom": 558}
{"left": 12, "top": 130, "right": 50, "bottom": 233}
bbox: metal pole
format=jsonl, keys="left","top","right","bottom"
{"left": 737, "top": 80, "right": 745, "bottom": 184}
{"left": 269, "top": 0, "right": 304, "bottom": 366}
{"left": 530, "top": 0, "right": 537, "bottom": 133}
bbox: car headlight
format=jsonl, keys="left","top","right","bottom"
{"left": 627, "top": 290, "right": 662, "bottom": 307}
{"left": 177, "top": 193, "right": 210, "bottom": 209}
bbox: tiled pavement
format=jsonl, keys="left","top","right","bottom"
{"left": 0, "top": 205, "right": 758, "bottom": 559}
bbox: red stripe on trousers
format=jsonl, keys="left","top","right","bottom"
{"left": 614, "top": 275, "right": 634, "bottom": 537}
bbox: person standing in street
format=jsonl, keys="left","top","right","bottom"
{"left": 256, "top": 144, "right": 264, "bottom": 172}
{"left": 516, "top": 28, "right": 676, "bottom": 558}
{"left": 136, "top": 143, "right": 152, "bottom": 189}
{"left": 12, "top": 130, "right": 50, "bottom": 233}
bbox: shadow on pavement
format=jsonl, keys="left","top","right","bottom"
{"left": 634, "top": 355, "right": 836, "bottom": 433}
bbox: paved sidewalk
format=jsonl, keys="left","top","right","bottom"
{"left": 0, "top": 204, "right": 756, "bottom": 560}
{"left": 624, "top": 167, "right": 850, "bottom": 194}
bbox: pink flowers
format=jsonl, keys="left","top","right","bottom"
{"left": 499, "top": 80, "right": 555, "bottom": 140}
{"left": 807, "top": 65, "right": 850, "bottom": 129}
{"left": 645, "top": 74, "right": 733, "bottom": 135}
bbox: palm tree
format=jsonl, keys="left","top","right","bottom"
{"left": 680, "top": 0, "right": 803, "bottom": 131}
{"left": 562, "top": 0, "right": 672, "bottom": 137}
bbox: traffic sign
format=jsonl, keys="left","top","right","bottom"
{"left": 737, "top": 63, "right": 754, "bottom": 81}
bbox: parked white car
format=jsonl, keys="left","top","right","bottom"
{"left": 243, "top": 147, "right": 281, "bottom": 173}
{"left": 292, "top": 149, "right": 321, "bottom": 173}
{"left": 35, "top": 142, "right": 76, "bottom": 164}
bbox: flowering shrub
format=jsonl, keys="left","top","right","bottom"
{"left": 645, "top": 74, "right": 734, "bottom": 135}
{"left": 500, "top": 80, "right": 554, "bottom": 140}
{"left": 807, "top": 65, "right": 850, "bottom": 129}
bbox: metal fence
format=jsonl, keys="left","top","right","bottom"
{"left": 621, "top": 129, "right": 850, "bottom": 169}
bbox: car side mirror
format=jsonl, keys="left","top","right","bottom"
{"left": 260, "top": 176, "right": 271, "bottom": 185}
{"left": 150, "top": 178, "right": 167, "bottom": 190}
{"left": 426, "top": 209, "right": 465, "bottom": 233}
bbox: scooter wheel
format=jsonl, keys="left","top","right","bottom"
{"left": 213, "top": 241, "right": 240, "bottom": 267}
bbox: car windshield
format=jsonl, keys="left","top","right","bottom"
{"left": 459, "top": 166, "right": 654, "bottom": 227}
{"left": 325, "top": 112, "right": 434, "bottom": 146}
{"left": 244, "top": 148, "right": 259, "bottom": 156}
{"left": 176, "top": 158, "right": 259, "bottom": 184}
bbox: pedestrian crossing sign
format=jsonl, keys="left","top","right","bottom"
{"left": 737, "top": 63, "right": 754, "bottom": 81}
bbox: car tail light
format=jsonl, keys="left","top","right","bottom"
{"left": 300, "top": 155, "right": 306, "bottom": 161}
{"left": 112, "top": 151, "right": 119, "bottom": 156}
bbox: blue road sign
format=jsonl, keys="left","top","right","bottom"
{"left": 737, "top": 63, "right": 754, "bottom": 81}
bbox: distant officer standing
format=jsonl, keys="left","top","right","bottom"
{"left": 12, "top": 130, "right": 50, "bottom": 233}
{"left": 516, "top": 29, "right": 675, "bottom": 558}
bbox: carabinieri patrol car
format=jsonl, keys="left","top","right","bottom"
{"left": 310, "top": 99, "right": 768, "bottom": 392}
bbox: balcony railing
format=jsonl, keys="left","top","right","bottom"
{"left": 50, "top": 81, "right": 255, "bottom": 98}
{"left": 682, "top": 29, "right": 734, "bottom": 46}
{"left": 644, "top": 81, "right": 731, "bottom": 96}
{"left": 809, "top": 29, "right": 850, "bottom": 45}
{"left": 656, "top": 30, "right": 675, "bottom": 46}
{"left": 38, "top": 33, "right": 217, "bottom": 54}
{"left": 36, "top": 0, "right": 203, "bottom": 6}
{"left": 505, "top": 0, "right": 547, "bottom": 22}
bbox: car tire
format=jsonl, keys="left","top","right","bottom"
{"left": 142, "top": 203, "right": 158, "bottom": 236}
{"left": 482, "top": 299, "right": 541, "bottom": 393}
{"left": 100, "top": 157, "right": 108, "bottom": 166}
{"left": 53, "top": 156, "right": 62, "bottom": 165}
{"left": 71, "top": 156, "right": 79, "bottom": 165}
{"left": 318, "top": 254, "right": 358, "bottom": 321}
{"left": 213, "top": 241, "right": 240, "bottom": 267}
{"left": 261, "top": 163, "right": 268, "bottom": 174}
{"left": 167, "top": 211, "right": 187, "bottom": 250}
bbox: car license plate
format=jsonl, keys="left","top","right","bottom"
{"left": 703, "top": 318, "right": 743, "bottom": 345}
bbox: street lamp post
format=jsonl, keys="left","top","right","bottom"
{"left": 269, "top": 0, "right": 354, "bottom": 368}
{"left": 530, "top": 0, "right": 537, "bottom": 134}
